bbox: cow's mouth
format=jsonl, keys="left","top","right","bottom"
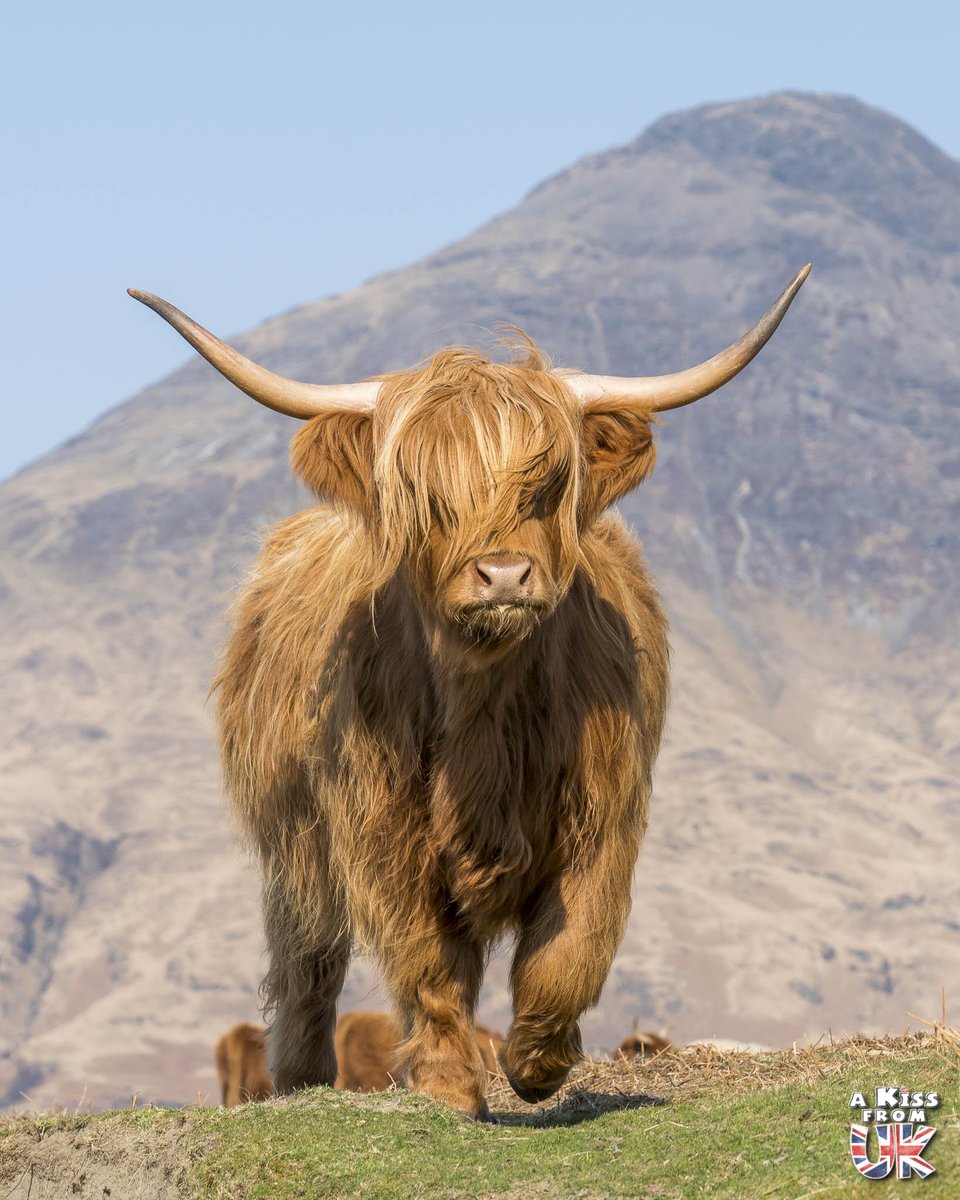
{"left": 454, "top": 601, "right": 548, "bottom": 645}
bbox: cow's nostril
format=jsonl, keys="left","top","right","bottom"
{"left": 473, "top": 556, "right": 534, "bottom": 599}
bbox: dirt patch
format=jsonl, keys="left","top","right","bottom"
{"left": 0, "top": 1110, "right": 204, "bottom": 1199}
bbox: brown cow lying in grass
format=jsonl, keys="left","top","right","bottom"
{"left": 215, "top": 1012, "right": 505, "bottom": 1105}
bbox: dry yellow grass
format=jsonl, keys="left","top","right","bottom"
{"left": 482, "top": 1028, "right": 959, "bottom": 1121}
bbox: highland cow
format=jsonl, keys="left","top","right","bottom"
{"left": 214, "top": 1022, "right": 273, "bottom": 1106}
{"left": 132, "top": 264, "right": 808, "bottom": 1119}
{"left": 335, "top": 1010, "right": 505, "bottom": 1092}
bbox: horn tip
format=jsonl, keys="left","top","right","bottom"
{"left": 128, "top": 289, "right": 172, "bottom": 318}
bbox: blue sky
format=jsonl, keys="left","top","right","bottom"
{"left": 3, "top": 0, "right": 957, "bottom": 480}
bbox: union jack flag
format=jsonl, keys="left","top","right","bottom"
{"left": 850, "top": 1123, "right": 937, "bottom": 1179}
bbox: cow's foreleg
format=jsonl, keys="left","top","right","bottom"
{"left": 506, "top": 851, "right": 633, "bottom": 1102}
{"left": 386, "top": 923, "right": 488, "bottom": 1118}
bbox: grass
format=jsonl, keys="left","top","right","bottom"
{"left": 1, "top": 1031, "right": 957, "bottom": 1199}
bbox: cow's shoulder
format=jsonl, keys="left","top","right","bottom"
{"left": 258, "top": 505, "right": 374, "bottom": 585}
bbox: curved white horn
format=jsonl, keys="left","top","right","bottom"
{"left": 128, "top": 290, "right": 380, "bottom": 418}
{"left": 560, "top": 264, "right": 811, "bottom": 412}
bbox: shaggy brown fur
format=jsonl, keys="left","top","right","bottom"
{"left": 214, "top": 1023, "right": 273, "bottom": 1106}
{"left": 335, "top": 1010, "right": 505, "bottom": 1091}
{"left": 215, "top": 336, "right": 670, "bottom": 1117}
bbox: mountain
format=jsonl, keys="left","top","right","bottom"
{"left": 2, "top": 91, "right": 958, "bottom": 1111}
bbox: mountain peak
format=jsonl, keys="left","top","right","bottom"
{"left": 526, "top": 90, "right": 959, "bottom": 258}
{"left": 683, "top": 93, "right": 957, "bottom": 239}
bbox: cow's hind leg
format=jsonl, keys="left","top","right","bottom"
{"left": 267, "top": 943, "right": 348, "bottom": 1093}
{"left": 262, "top": 882, "right": 350, "bottom": 1094}
{"left": 386, "top": 920, "right": 488, "bottom": 1118}
{"left": 507, "top": 858, "right": 631, "bottom": 1103}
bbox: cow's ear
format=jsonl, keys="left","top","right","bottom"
{"left": 290, "top": 411, "right": 375, "bottom": 517}
{"left": 580, "top": 401, "right": 658, "bottom": 515}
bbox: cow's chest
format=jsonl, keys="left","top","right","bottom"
{"left": 425, "top": 695, "right": 565, "bottom": 920}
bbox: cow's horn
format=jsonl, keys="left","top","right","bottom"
{"left": 127, "top": 290, "right": 381, "bottom": 418}
{"left": 560, "top": 264, "right": 811, "bottom": 412}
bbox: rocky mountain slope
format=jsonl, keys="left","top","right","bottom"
{"left": 1, "top": 91, "right": 958, "bottom": 1110}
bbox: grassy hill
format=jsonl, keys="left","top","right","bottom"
{"left": 2, "top": 1031, "right": 956, "bottom": 1199}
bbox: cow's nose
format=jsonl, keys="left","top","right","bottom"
{"left": 473, "top": 555, "right": 534, "bottom": 601}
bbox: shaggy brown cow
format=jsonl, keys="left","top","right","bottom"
{"left": 335, "top": 1010, "right": 505, "bottom": 1091}
{"left": 214, "top": 1022, "right": 273, "bottom": 1106}
{"left": 132, "top": 264, "right": 808, "bottom": 1119}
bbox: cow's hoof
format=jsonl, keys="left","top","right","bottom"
{"left": 442, "top": 1091, "right": 490, "bottom": 1121}
{"left": 506, "top": 1071, "right": 566, "bottom": 1104}
{"left": 408, "top": 1071, "right": 488, "bottom": 1120}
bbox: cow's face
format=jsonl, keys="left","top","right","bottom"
{"left": 292, "top": 345, "right": 658, "bottom": 661}
{"left": 379, "top": 354, "right": 580, "bottom": 654}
